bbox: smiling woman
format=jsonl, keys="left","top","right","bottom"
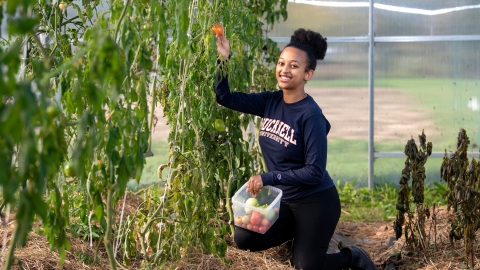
{"left": 214, "top": 28, "right": 378, "bottom": 270}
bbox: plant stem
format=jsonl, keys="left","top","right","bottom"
{"left": 114, "top": 0, "right": 132, "bottom": 42}
{"left": 59, "top": 16, "right": 80, "bottom": 27}
{"left": 255, "top": 116, "right": 267, "bottom": 171}
{"left": 147, "top": 70, "right": 157, "bottom": 154}
{"left": 40, "top": 46, "right": 89, "bottom": 85}
{"left": 30, "top": 34, "right": 49, "bottom": 65}
{"left": 4, "top": 222, "right": 21, "bottom": 270}
{"left": 104, "top": 188, "right": 117, "bottom": 270}
{"left": 226, "top": 176, "right": 235, "bottom": 236}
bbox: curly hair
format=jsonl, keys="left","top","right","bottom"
{"left": 284, "top": 28, "right": 327, "bottom": 71}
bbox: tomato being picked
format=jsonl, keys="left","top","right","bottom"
{"left": 211, "top": 23, "right": 224, "bottom": 36}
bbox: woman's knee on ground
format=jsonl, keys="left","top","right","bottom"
{"left": 233, "top": 228, "right": 262, "bottom": 251}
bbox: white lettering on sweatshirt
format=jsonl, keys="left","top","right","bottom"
{"left": 260, "top": 118, "right": 297, "bottom": 147}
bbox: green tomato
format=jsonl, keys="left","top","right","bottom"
{"left": 213, "top": 119, "right": 226, "bottom": 132}
{"left": 63, "top": 163, "right": 76, "bottom": 177}
{"left": 246, "top": 198, "right": 259, "bottom": 206}
{"left": 244, "top": 197, "right": 259, "bottom": 214}
{"left": 263, "top": 208, "right": 276, "bottom": 221}
{"left": 46, "top": 105, "right": 61, "bottom": 119}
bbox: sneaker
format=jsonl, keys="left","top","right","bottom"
{"left": 343, "top": 246, "right": 378, "bottom": 270}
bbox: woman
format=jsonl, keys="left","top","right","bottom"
{"left": 214, "top": 28, "right": 378, "bottom": 270}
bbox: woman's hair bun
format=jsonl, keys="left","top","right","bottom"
{"left": 290, "top": 28, "right": 327, "bottom": 60}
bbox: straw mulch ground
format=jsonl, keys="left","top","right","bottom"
{"left": 1, "top": 195, "right": 480, "bottom": 269}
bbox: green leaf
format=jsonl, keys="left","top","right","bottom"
{"left": 117, "top": 156, "right": 133, "bottom": 193}
{"left": 175, "top": 0, "right": 189, "bottom": 51}
{"left": 6, "top": 0, "right": 20, "bottom": 14}
{"left": 0, "top": 5, "right": 3, "bottom": 27}
{"left": 70, "top": 3, "right": 86, "bottom": 24}
{"left": 16, "top": 196, "right": 35, "bottom": 246}
{"left": 0, "top": 39, "right": 21, "bottom": 70}
{"left": 106, "top": 127, "right": 120, "bottom": 154}
{"left": 31, "top": 192, "right": 48, "bottom": 220}
{"left": 93, "top": 192, "right": 104, "bottom": 223}
{"left": 155, "top": 1, "right": 167, "bottom": 66}
{"left": 7, "top": 16, "right": 40, "bottom": 35}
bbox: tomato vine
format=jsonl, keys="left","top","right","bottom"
{"left": 150, "top": 0, "right": 287, "bottom": 263}
{"left": 0, "top": 0, "right": 287, "bottom": 268}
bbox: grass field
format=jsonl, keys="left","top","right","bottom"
{"left": 130, "top": 140, "right": 170, "bottom": 190}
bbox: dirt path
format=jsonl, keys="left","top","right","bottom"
{"left": 309, "top": 87, "right": 436, "bottom": 142}
{"left": 153, "top": 86, "right": 436, "bottom": 143}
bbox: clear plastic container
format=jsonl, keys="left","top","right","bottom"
{"left": 231, "top": 182, "right": 282, "bottom": 234}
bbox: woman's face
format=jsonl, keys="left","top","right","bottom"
{"left": 276, "top": 46, "right": 313, "bottom": 91}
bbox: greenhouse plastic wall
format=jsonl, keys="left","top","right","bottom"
{"left": 268, "top": 0, "right": 480, "bottom": 187}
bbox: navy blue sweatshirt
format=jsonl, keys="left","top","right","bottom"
{"left": 215, "top": 74, "right": 335, "bottom": 202}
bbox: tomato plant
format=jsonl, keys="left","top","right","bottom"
{"left": 1, "top": 0, "right": 288, "bottom": 268}
{"left": 1, "top": 0, "right": 153, "bottom": 268}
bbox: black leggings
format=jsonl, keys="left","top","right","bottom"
{"left": 234, "top": 186, "right": 350, "bottom": 270}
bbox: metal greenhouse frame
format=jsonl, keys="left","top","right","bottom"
{"left": 271, "top": 0, "right": 480, "bottom": 188}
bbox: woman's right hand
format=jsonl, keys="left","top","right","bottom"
{"left": 246, "top": 175, "right": 263, "bottom": 197}
{"left": 215, "top": 33, "right": 230, "bottom": 59}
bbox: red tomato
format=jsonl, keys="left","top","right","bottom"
{"left": 261, "top": 218, "right": 270, "bottom": 227}
{"left": 247, "top": 224, "right": 253, "bottom": 230}
{"left": 211, "top": 23, "right": 224, "bottom": 36}
{"left": 250, "top": 211, "right": 262, "bottom": 226}
{"left": 253, "top": 225, "right": 259, "bottom": 232}
{"left": 259, "top": 226, "right": 266, "bottom": 233}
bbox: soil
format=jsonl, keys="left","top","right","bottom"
{"left": 2, "top": 193, "right": 480, "bottom": 269}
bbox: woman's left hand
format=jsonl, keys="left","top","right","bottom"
{"left": 215, "top": 33, "right": 230, "bottom": 59}
{"left": 246, "top": 175, "right": 263, "bottom": 197}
